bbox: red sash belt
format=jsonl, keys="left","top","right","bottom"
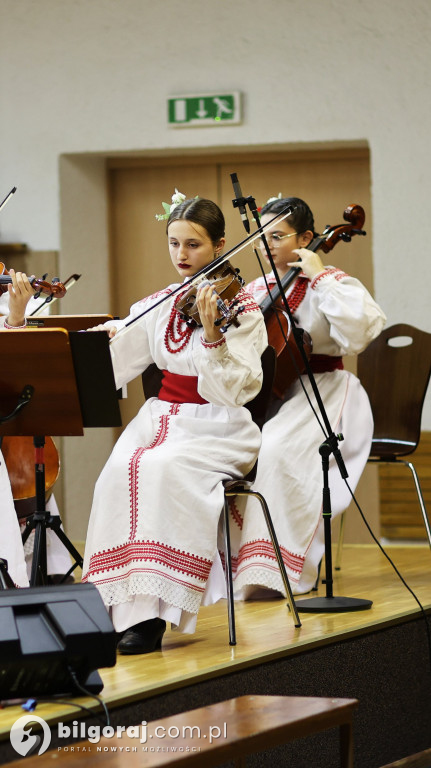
{"left": 158, "top": 370, "right": 209, "bottom": 405}
{"left": 308, "top": 355, "right": 344, "bottom": 373}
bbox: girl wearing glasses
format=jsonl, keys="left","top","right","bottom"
{"left": 229, "top": 196, "right": 386, "bottom": 597}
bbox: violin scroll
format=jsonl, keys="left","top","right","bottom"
{"left": 31, "top": 276, "right": 67, "bottom": 300}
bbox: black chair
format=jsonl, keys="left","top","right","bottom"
{"left": 336, "top": 323, "right": 431, "bottom": 568}
{"left": 142, "top": 347, "right": 301, "bottom": 645}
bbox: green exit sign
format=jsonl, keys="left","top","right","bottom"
{"left": 168, "top": 92, "right": 241, "bottom": 127}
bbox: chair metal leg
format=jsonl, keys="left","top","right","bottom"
{"left": 248, "top": 490, "right": 302, "bottom": 628}
{"left": 403, "top": 460, "right": 431, "bottom": 549}
{"left": 335, "top": 511, "right": 346, "bottom": 570}
{"left": 225, "top": 489, "right": 301, "bottom": 629}
{"left": 223, "top": 495, "right": 237, "bottom": 646}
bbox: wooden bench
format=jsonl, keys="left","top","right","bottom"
{"left": 6, "top": 694, "right": 358, "bottom": 768}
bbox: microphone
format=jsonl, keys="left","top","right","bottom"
{"left": 230, "top": 173, "right": 250, "bottom": 233}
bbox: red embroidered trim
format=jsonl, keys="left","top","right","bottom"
{"left": 84, "top": 540, "right": 213, "bottom": 583}
{"left": 128, "top": 415, "right": 170, "bottom": 539}
{"left": 139, "top": 288, "right": 173, "bottom": 304}
{"left": 311, "top": 268, "right": 348, "bottom": 289}
{"left": 218, "top": 550, "right": 233, "bottom": 574}
{"left": 201, "top": 337, "right": 225, "bottom": 349}
{"left": 234, "top": 288, "right": 261, "bottom": 315}
{"left": 228, "top": 497, "right": 243, "bottom": 530}
{"left": 246, "top": 277, "right": 264, "bottom": 295}
{"left": 83, "top": 566, "right": 206, "bottom": 594}
{"left": 237, "top": 539, "right": 305, "bottom": 575}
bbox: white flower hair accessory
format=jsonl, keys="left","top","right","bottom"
{"left": 155, "top": 189, "right": 188, "bottom": 221}
{"left": 265, "top": 192, "right": 284, "bottom": 205}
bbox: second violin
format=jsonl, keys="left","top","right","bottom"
{"left": 0, "top": 262, "right": 67, "bottom": 300}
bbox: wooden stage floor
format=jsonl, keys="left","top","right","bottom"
{"left": 0, "top": 542, "right": 430, "bottom": 745}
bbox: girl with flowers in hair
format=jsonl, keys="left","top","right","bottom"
{"left": 229, "top": 196, "right": 386, "bottom": 598}
{"left": 82, "top": 193, "right": 267, "bottom": 654}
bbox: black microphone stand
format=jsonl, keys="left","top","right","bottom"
{"left": 231, "top": 178, "right": 372, "bottom": 613}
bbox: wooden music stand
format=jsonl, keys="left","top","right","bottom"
{"left": 0, "top": 327, "right": 122, "bottom": 586}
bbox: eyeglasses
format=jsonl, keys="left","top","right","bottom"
{"left": 258, "top": 232, "right": 298, "bottom": 247}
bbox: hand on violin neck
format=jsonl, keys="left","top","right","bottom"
{"left": 289, "top": 248, "right": 325, "bottom": 280}
{"left": 6, "top": 269, "right": 35, "bottom": 327}
{"left": 196, "top": 282, "right": 224, "bottom": 343}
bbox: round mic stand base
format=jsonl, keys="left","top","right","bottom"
{"left": 295, "top": 595, "right": 372, "bottom": 613}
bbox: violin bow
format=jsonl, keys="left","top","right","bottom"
{"left": 110, "top": 206, "right": 295, "bottom": 343}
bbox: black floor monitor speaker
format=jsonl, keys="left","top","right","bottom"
{"left": 0, "top": 583, "right": 117, "bottom": 699}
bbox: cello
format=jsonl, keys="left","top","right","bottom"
{"left": 1, "top": 435, "right": 60, "bottom": 519}
{"left": 260, "top": 204, "right": 366, "bottom": 399}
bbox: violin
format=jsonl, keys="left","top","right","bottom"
{"left": 1, "top": 435, "right": 60, "bottom": 519}
{"left": 0, "top": 262, "right": 67, "bottom": 299}
{"left": 176, "top": 261, "right": 245, "bottom": 331}
{"left": 262, "top": 204, "right": 366, "bottom": 399}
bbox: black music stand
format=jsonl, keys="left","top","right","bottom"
{"left": 0, "top": 328, "right": 122, "bottom": 587}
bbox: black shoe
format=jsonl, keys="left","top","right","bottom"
{"left": 117, "top": 617, "right": 166, "bottom": 655}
